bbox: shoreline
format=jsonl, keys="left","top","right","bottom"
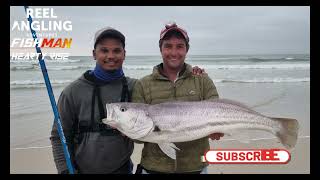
{"left": 10, "top": 136, "right": 310, "bottom": 174}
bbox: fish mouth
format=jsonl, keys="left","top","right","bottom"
{"left": 104, "top": 104, "right": 114, "bottom": 123}
{"left": 106, "top": 104, "right": 110, "bottom": 119}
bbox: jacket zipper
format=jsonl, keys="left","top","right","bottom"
{"left": 173, "top": 82, "right": 177, "bottom": 172}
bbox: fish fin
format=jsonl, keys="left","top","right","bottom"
{"left": 208, "top": 98, "right": 252, "bottom": 110}
{"left": 271, "top": 117, "right": 299, "bottom": 149}
{"left": 158, "top": 143, "right": 180, "bottom": 160}
{"left": 153, "top": 125, "right": 161, "bottom": 132}
{"left": 207, "top": 99, "right": 264, "bottom": 115}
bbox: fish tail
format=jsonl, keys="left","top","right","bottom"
{"left": 271, "top": 117, "right": 299, "bottom": 149}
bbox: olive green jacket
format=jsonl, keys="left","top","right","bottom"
{"left": 132, "top": 63, "right": 219, "bottom": 173}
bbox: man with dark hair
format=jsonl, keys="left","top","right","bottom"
{"left": 132, "top": 22, "right": 224, "bottom": 174}
{"left": 50, "top": 27, "right": 135, "bottom": 174}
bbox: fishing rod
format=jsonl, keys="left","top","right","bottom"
{"left": 23, "top": 6, "right": 74, "bottom": 174}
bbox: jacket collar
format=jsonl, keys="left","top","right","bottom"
{"left": 151, "top": 63, "right": 193, "bottom": 80}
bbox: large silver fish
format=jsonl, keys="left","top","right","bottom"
{"left": 102, "top": 99, "right": 299, "bottom": 159}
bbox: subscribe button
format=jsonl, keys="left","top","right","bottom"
{"left": 202, "top": 149, "right": 290, "bottom": 164}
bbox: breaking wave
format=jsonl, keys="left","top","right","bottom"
{"left": 11, "top": 65, "right": 94, "bottom": 71}
{"left": 195, "top": 64, "right": 310, "bottom": 70}
{"left": 10, "top": 59, "right": 81, "bottom": 64}
{"left": 10, "top": 79, "right": 73, "bottom": 89}
{"left": 215, "top": 77, "right": 310, "bottom": 83}
{"left": 10, "top": 77, "right": 310, "bottom": 89}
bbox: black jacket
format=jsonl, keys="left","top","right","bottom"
{"left": 50, "top": 71, "right": 136, "bottom": 174}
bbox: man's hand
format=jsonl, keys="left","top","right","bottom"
{"left": 192, "top": 66, "right": 206, "bottom": 75}
{"left": 209, "top": 133, "right": 224, "bottom": 140}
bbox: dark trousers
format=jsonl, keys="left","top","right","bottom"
{"left": 135, "top": 164, "right": 202, "bottom": 174}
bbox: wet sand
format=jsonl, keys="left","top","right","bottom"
{"left": 10, "top": 82, "right": 310, "bottom": 174}
{"left": 10, "top": 136, "right": 310, "bottom": 174}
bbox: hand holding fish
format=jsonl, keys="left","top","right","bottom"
{"left": 192, "top": 66, "right": 206, "bottom": 75}
{"left": 209, "top": 132, "right": 224, "bottom": 140}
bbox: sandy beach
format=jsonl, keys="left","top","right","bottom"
{"left": 10, "top": 136, "right": 310, "bottom": 174}
{"left": 10, "top": 82, "right": 310, "bottom": 174}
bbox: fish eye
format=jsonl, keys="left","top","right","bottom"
{"left": 120, "top": 106, "right": 127, "bottom": 112}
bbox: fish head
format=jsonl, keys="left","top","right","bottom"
{"left": 102, "top": 102, "right": 154, "bottom": 139}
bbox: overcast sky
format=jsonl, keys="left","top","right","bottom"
{"left": 10, "top": 6, "right": 310, "bottom": 56}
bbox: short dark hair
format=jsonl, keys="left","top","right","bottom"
{"left": 94, "top": 28, "right": 125, "bottom": 49}
{"left": 159, "top": 30, "right": 189, "bottom": 51}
